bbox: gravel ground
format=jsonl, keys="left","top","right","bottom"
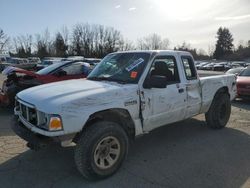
{"left": 0, "top": 72, "right": 249, "bottom": 188}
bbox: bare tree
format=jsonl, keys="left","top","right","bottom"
{"left": 208, "top": 44, "right": 215, "bottom": 58}
{"left": 72, "top": 23, "right": 123, "bottom": 57}
{"left": 197, "top": 48, "right": 207, "bottom": 56}
{"left": 12, "top": 34, "right": 33, "bottom": 57}
{"left": 34, "top": 29, "right": 53, "bottom": 58}
{"left": 61, "top": 26, "right": 69, "bottom": 45}
{"left": 118, "top": 38, "right": 134, "bottom": 51}
{"left": 137, "top": 33, "right": 170, "bottom": 50}
{"left": 0, "top": 28, "right": 10, "bottom": 53}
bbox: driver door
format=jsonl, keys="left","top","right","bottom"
{"left": 140, "top": 55, "right": 187, "bottom": 132}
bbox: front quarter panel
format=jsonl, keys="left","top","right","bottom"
{"left": 57, "top": 85, "right": 141, "bottom": 135}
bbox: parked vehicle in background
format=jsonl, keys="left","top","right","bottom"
{"left": 28, "top": 57, "right": 41, "bottom": 64}
{"left": 43, "top": 57, "right": 63, "bottom": 61}
{"left": 200, "top": 63, "right": 215, "bottom": 70}
{"left": 84, "top": 58, "right": 101, "bottom": 65}
{"left": 231, "top": 61, "right": 248, "bottom": 68}
{"left": 63, "top": 56, "right": 85, "bottom": 61}
{"left": 84, "top": 58, "right": 101, "bottom": 69}
{"left": 0, "top": 57, "right": 36, "bottom": 71}
{"left": 213, "top": 62, "right": 231, "bottom": 71}
{"left": 0, "top": 61, "right": 90, "bottom": 106}
{"left": 236, "top": 67, "right": 250, "bottom": 99}
{"left": 12, "top": 50, "right": 236, "bottom": 180}
{"left": 195, "top": 62, "right": 210, "bottom": 70}
{"left": 36, "top": 59, "right": 62, "bottom": 70}
{"left": 0, "top": 54, "right": 11, "bottom": 71}
{"left": 226, "top": 67, "right": 245, "bottom": 75}
{"left": 0, "top": 54, "right": 10, "bottom": 63}
{"left": 230, "top": 62, "right": 243, "bottom": 69}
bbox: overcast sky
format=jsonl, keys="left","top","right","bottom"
{"left": 1, "top": 0, "right": 250, "bottom": 52}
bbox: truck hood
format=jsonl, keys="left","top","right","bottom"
{"left": 17, "top": 79, "right": 137, "bottom": 113}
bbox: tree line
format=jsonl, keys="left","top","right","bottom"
{"left": 0, "top": 24, "right": 250, "bottom": 61}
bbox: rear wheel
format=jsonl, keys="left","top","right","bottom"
{"left": 205, "top": 92, "right": 231, "bottom": 129}
{"left": 74, "top": 121, "right": 129, "bottom": 180}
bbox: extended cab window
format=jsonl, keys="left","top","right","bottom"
{"left": 181, "top": 56, "right": 197, "bottom": 80}
{"left": 150, "top": 56, "right": 180, "bottom": 84}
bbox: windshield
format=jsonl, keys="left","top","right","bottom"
{"left": 87, "top": 52, "right": 150, "bottom": 84}
{"left": 37, "top": 62, "right": 66, "bottom": 75}
{"left": 239, "top": 68, "right": 250, "bottom": 77}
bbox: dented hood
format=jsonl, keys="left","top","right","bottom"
{"left": 17, "top": 79, "right": 136, "bottom": 113}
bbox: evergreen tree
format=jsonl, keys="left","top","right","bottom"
{"left": 213, "top": 27, "right": 234, "bottom": 59}
{"left": 54, "top": 32, "right": 68, "bottom": 57}
{"left": 37, "top": 41, "right": 49, "bottom": 58}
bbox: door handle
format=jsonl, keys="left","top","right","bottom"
{"left": 178, "top": 88, "right": 184, "bottom": 93}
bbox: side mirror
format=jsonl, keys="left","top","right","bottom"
{"left": 143, "top": 75, "right": 167, "bottom": 89}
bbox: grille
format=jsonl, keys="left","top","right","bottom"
{"left": 19, "top": 102, "right": 38, "bottom": 126}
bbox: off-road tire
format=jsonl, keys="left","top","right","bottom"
{"left": 74, "top": 121, "right": 129, "bottom": 180}
{"left": 205, "top": 92, "right": 231, "bottom": 129}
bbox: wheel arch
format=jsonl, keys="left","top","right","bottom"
{"left": 214, "top": 86, "right": 230, "bottom": 98}
{"left": 73, "top": 108, "right": 136, "bottom": 143}
{"left": 200, "top": 86, "right": 230, "bottom": 114}
{"left": 206, "top": 86, "right": 230, "bottom": 111}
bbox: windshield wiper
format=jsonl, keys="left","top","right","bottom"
{"left": 88, "top": 77, "right": 128, "bottom": 84}
{"left": 87, "top": 76, "right": 110, "bottom": 81}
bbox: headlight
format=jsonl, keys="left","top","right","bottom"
{"left": 37, "top": 112, "right": 63, "bottom": 131}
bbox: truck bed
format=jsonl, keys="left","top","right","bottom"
{"left": 199, "top": 74, "right": 236, "bottom": 113}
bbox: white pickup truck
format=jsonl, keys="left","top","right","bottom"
{"left": 12, "top": 50, "right": 236, "bottom": 180}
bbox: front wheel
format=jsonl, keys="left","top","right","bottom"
{"left": 74, "top": 121, "right": 129, "bottom": 180}
{"left": 205, "top": 92, "right": 231, "bottom": 129}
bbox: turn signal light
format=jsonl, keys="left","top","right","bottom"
{"left": 49, "top": 117, "right": 63, "bottom": 131}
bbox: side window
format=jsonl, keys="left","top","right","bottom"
{"left": 181, "top": 56, "right": 197, "bottom": 80}
{"left": 150, "top": 56, "right": 180, "bottom": 84}
{"left": 61, "top": 63, "right": 83, "bottom": 75}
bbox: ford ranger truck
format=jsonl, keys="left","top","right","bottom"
{"left": 11, "top": 50, "right": 236, "bottom": 180}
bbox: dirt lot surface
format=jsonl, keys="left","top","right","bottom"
{"left": 0, "top": 73, "right": 249, "bottom": 188}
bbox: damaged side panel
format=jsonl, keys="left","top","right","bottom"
{"left": 50, "top": 84, "right": 144, "bottom": 136}
{"left": 200, "top": 74, "right": 236, "bottom": 113}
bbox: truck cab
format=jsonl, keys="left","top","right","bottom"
{"left": 139, "top": 51, "right": 201, "bottom": 132}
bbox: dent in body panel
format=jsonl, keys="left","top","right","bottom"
{"left": 58, "top": 86, "right": 142, "bottom": 135}
{"left": 186, "top": 86, "right": 201, "bottom": 107}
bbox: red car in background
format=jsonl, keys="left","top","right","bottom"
{"left": 236, "top": 67, "right": 250, "bottom": 99}
{"left": 0, "top": 61, "right": 90, "bottom": 106}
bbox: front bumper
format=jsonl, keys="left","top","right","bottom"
{"left": 11, "top": 116, "right": 76, "bottom": 150}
